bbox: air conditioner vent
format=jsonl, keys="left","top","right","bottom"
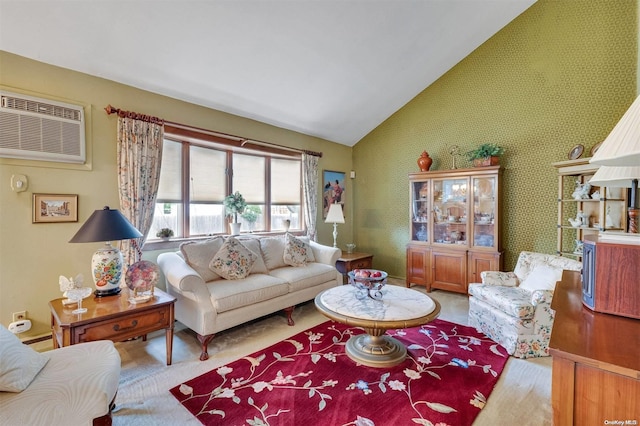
{"left": 0, "top": 91, "right": 85, "bottom": 163}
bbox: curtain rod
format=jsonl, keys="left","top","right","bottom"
{"left": 105, "top": 104, "right": 322, "bottom": 158}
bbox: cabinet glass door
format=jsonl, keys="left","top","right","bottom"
{"left": 472, "top": 176, "right": 497, "bottom": 249}
{"left": 433, "top": 178, "right": 468, "bottom": 245}
{"left": 411, "top": 180, "right": 430, "bottom": 242}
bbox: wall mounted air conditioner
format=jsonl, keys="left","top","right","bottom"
{"left": 0, "top": 90, "right": 86, "bottom": 163}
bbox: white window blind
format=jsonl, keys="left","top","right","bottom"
{"left": 190, "top": 145, "right": 226, "bottom": 202}
{"left": 233, "top": 153, "right": 265, "bottom": 203}
{"left": 156, "top": 140, "right": 182, "bottom": 202}
{"left": 271, "top": 158, "right": 301, "bottom": 204}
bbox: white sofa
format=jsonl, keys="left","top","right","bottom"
{"left": 468, "top": 251, "right": 582, "bottom": 358}
{"left": 0, "top": 325, "right": 121, "bottom": 426}
{"left": 158, "top": 234, "right": 341, "bottom": 360}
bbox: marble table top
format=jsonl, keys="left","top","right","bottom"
{"left": 318, "top": 284, "right": 437, "bottom": 322}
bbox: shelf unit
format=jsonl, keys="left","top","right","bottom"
{"left": 552, "top": 158, "right": 628, "bottom": 260}
{"left": 406, "top": 166, "right": 503, "bottom": 294}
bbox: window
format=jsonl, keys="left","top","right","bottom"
{"left": 149, "top": 130, "right": 303, "bottom": 239}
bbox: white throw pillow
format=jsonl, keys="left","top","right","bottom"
{"left": 259, "top": 237, "right": 287, "bottom": 270}
{"left": 283, "top": 233, "right": 308, "bottom": 267}
{"left": 519, "top": 265, "right": 563, "bottom": 292}
{"left": 180, "top": 237, "right": 224, "bottom": 282}
{"left": 0, "top": 325, "right": 49, "bottom": 392}
{"left": 210, "top": 236, "right": 257, "bottom": 280}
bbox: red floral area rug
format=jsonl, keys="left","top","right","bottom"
{"left": 170, "top": 319, "right": 508, "bottom": 426}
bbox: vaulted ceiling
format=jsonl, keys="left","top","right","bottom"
{"left": 0, "top": 0, "right": 536, "bottom": 146}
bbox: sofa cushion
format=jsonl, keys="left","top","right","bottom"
{"left": 0, "top": 325, "right": 49, "bottom": 392}
{"left": 519, "top": 265, "right": 563, "bottom": 292}
{"left": 236, "top": 237, "right": 268, "bottom": 274}
{"left": 259, "top": 236, "right": 287, "bottom": 270}
{"left": 296, "top": 236, "right": 315, "bottom": 262}
{"left": 210, "top": 236, "right": 257, "bottom": 280}
{"left": 283, "top": 233, "right": 309, "bottom": 266}
{"left": 269, "top": 263, "right": 338, "bottom": 293}
{"left": 207, "top": 274, "right": 289, "bottom": 313}
{"left": 180, "top": 238, "right": 224, "bottom": 282}
{"left": 468, "top": 284, "right": 535, "bottom": 319}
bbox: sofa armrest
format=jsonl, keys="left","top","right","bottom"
{"left": 158, "top": 252, "right": 206, "bottom": 293}
{"left": 309, "top": 240, "right": 341, "bottom": 266}
{"left": 480, "top": 271, "right": 519, "bottom": 287}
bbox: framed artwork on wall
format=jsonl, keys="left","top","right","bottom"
{"left": 33, "top": 193, "right": 78, "bottom": 223}
{"left": 322, "top": 170, "right": 345, "bottom": 219}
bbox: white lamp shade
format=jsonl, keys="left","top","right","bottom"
{"left": 325, "top": 203, "right": 345, "bottom": 223}
{"left": 589, "top": 165, "right": 640, "bottom": 188}
{"left": 590, "top": 96, "right": 640, "bottom": 167}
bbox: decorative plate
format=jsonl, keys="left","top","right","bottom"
{"left": 125, "top": 260, "right": 159, "bottom": 293}
{"left": 568, "top": 144, "right": 584, "bottom": 160}
{"left": 590, "top": 141, "right": 603, "bottom": 157}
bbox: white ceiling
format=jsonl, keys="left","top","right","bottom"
{"left": 0, "top": 0, "right": 536, "bottom": 146}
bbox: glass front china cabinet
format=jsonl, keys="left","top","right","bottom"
{"left": 407, "top": 166, "right": 503, "bottom": 294}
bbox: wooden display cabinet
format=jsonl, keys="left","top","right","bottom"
{"left": 406, "top": 166, "right": 503, "bottom": 294}
{"left": 553, "top": 158, "right": 628, "bottom": 260}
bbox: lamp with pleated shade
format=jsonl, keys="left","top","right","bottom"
{"left": 590, "top": 96, "right": 640, "bottom": 233}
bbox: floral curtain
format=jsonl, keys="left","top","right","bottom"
{"left": 117, "top": 114, "right": 164, "bottom": 267}
{"left": 302, "top": 152, "right": 319, "bottom": 241}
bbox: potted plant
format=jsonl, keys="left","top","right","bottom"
{"left": 224, "top": 191, "right": 247, "bottom": 235}
{"left": 240, "top": 205, "right": 262, "bottom": 232}
{"left": 466, "top": 143, "right": 504, "bottom": 167}
{"left": 155, "top": 228, "right": 174, "bottom": 241}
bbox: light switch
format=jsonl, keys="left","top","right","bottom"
{"left": 11, "top": 174, "right": 28, "bottom": 192}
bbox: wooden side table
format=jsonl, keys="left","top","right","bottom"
{"left": 549, "top": 271, "right": 639, "bottom": 425}
{"left": 49, "top": 287, "right": 176, "bottom": 365}
{"left": 335, "top": 252, "right": 373, "bottom": 284}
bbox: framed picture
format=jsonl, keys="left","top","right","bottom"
{"left": 568, "top": 144, "right": 584, "bottom": 160}
{"left": 322, "top": 170, "right": 345, "bottom": 219}
{"left": 33, "top": 193, "right": 78, "bottom": 223}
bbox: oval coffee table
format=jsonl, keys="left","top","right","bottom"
{"left": 314, "top": 285, "right": 440, "bottom": 368}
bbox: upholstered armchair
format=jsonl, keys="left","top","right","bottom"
{"left": 468, "top": 251, "right": 582, "bottom": 358}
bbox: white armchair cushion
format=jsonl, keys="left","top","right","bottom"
{"left": 519, "top": 265, "right": 563, "bottom": 292}
{"left": 480, "top": 271, "right": 518, "bottom": 286}
{"left": 0, "top": 326, "right": 48, "bottom": 392}
{"left": 468, "top": 284, "right": 535, "bottom": 319}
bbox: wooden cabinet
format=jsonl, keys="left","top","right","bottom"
{"left": 549, "top": 270, "right": 640, "bottom": 425}
{"left": 406, "top": 166, "right": 503, "bottom": 294}
{"left": 553, "top": 158, "right": 628, "bottom": 260}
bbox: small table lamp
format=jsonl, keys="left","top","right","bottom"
{"left": 69, "top": 206, "right": 143, "bottom": 296}
{"left": 325, "top": 203, "right": 345, "bottom": 248}
{"left": 590, "top": 95, "right": 640, "bottom": 233}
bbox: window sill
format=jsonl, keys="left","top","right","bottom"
{"left": 142, "top": 231, "right": 305, "bottom": 252}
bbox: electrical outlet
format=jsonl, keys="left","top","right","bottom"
{"left": 12, "top": 311, "right": 26, "bottom": 322}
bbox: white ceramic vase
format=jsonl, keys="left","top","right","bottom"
{"left": 230, "top": 222, "right": 241, "bottom": 236}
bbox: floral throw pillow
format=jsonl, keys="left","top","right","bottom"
{"left": 209, "top": 237, "right": 257, "bottom": 280}
{"left": 283, "top": 233, "right": 308, "bottom": 267}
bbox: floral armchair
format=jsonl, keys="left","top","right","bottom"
{"left": 468, "top": 251, "right": 582, "bottom": 358}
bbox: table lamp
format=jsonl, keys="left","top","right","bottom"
{"left": 590, "top": 95, "right": 640, "bottom": 233}
{"left": 325, "top": 203, "right": 345, "bottom": 248}
{"left": 69, "top": 206, "right": 143, "bottom": 296}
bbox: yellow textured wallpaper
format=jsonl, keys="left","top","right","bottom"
{"left": 353, "top": 0, "right": 637, "bottom": 276}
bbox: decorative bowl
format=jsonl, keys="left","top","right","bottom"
{"left": 348, "top": 269, "right": 387, "bottom": 300}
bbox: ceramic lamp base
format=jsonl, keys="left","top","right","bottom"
{"left": 91, "top": 242, "right": 123, "bottom": 297}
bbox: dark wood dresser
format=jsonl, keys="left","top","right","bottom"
{"left": 549, "top": 270, "right": 639, "bottom": 425}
